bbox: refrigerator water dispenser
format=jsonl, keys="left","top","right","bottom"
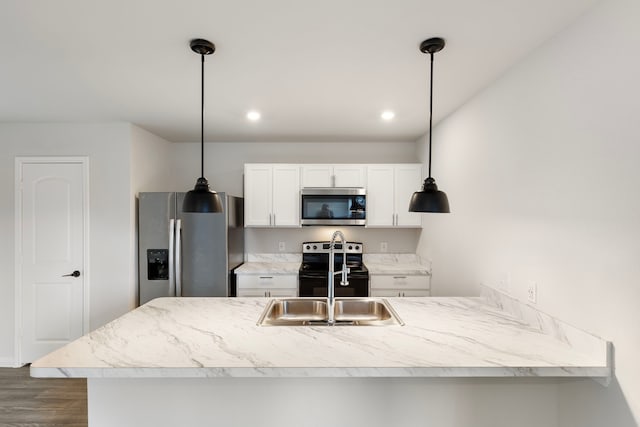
{"left": 147, "top": 249, "right": 169, "bottom": 280}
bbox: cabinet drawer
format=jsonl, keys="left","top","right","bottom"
{"left": 237, "top": 275, "right": 297, "bottom": 289}
{"left": 237, "top": 288, "right": 298, "bottom": 298}
{"left": 370, "top": 275, "right": 429, "bottom": 290}
{"left": 371, "top": 289, "right": 431, "bottom": 297}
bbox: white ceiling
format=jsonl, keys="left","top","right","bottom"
{"left": 1, "top": 0, "right": 599, "bottom": 143}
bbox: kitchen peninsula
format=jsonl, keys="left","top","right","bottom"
{"left": 31, "top": 293, "right": 610, "bottom": 427}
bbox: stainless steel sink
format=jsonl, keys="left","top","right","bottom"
{"left": 257, "top": 298, "right": 404, "bottom": 326}
{"left": 334, "top": 299, "right": 402, "bottom": 325}
{"left": 257, "top": 298, "right": 328, "bottom": 326}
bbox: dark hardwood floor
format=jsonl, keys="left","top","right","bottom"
{"left": 0, "top": 366, "right": 87, "bottom": 427}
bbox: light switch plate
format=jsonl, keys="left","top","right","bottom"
{"left": 527, "top": 281, "right": 537, "bottom": 304}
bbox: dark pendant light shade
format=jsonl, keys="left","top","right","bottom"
{"left": 409, "top": 177, "right": 450, "bottom": 213}
{"left": 409, "top": 37, "right": 450, "bottom": 213}
{"left": 183, "top": 177, "right": 223, "bottom": 213}
{"left": 183, "top": 38, "right": 223, "bottom": 213}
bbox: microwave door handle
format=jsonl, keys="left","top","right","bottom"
{"left": 168, "top": 219, "right": 175, "bottom": 297}
{"left": 175, "top": 219, "right": 182, "bottom": 297}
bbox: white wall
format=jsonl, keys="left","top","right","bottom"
{"left": 245, "top": 227, "right": 419, "bottom": 254}
{"left": 417, "top": 0, "right": 640, "bottom": 424}
{"left": 169, "top": 141, "right": 419, "bottom": 196}
{"left": 170, "top": 141, "right": 421, "bottom": 253}
{"left": 0, "top": 123, "right": 135, "bottom": 365}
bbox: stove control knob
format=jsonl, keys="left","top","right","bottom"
{"left": 355, "top": 245, "right": 360, "bottom": 250}
{"left": 305, "top": 245, "right": 311, "bottom": 250}
{"left": 313, "top": 245, "right": 318, "bottom": 250}
{"left": 348, "top": 245, "right": 353, "bottom": 250}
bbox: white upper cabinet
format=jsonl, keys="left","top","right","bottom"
{"left": 244, "top": 164, "right": 272, "bottom": 227}
{"left": 366, "top": 164, "right": 423, "bottom": 228}
{"left": 366, "top": 165, "right": 395, "bottom": 227}
{"left": 301, "top": 164, "right": 365, "bottom": 188}
{"left": 301, "top": 165, "right": 332, "bottom": 187}
{"left": 245, "top": 163, "right": 421, "bottom": 229}
{"left": 333, "top": 165, "right": 366, "bottom": 187}
{"left": 272, "top": 165, "right": 301, "bottom": 227}
{"left": 244, "top": 164, "right": 300, "bottom": 228}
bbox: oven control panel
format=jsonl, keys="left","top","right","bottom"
{"left": 302, "top": 241, "right": 363, "bottom": 254}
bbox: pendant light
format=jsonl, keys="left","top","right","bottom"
{"left": 409, "top": 37, "right": 450, "bottom": 213}
{"left": 182, "top": 38, "right": 223, "bottom": 213}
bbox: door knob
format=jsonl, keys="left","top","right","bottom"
{"left": 62, "top": 270, "right": 81, "bottom": 278}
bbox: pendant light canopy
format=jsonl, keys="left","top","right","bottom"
{"left": 182, "top": 38, "right": 223, "bottom": 213}
{"left": 409, "top": 37, "right": 450, "bottom": 213}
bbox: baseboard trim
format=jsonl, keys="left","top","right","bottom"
{"left": 0, "top": 357, "right": 19, "bottom": 368}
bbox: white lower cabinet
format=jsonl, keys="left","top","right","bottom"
{"left": 369, "top": 274, "right": 430, "bottom": 297}
{"left": 236, "top": 274, "right": 298, "bottom": 298}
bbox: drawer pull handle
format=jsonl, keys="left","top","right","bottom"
{"left": 259, "top": 276, "right": 273, "bottom": 279}
{"left": 393, "top": 276, "right": 407, "bottom": 279}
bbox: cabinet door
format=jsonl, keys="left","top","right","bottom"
{"left": 365, "top": 165, "right": 394, "bottom": 226}
{"left": 394, "top": 164, "right": 423, "bottom": 227}
{"left": 301, "top": 165, "right": 332, "bottom": 187}
{"left": 333, "top": 165, "right": 365, "bottom": 187}
{"left": 272, "top": 165, "right": 301, "bottom": 227}
{"left": 244, "top": 164, "right": 272, "bottom": 227}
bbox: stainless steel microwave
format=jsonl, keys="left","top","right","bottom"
{"left": 300, "top": 187, "right": 366, "bottom": 226}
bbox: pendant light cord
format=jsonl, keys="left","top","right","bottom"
{"left": 200, "top": 54, "right": 205, "bottom": 179}
{"left": 427, "top": 52, "right": 434, "bottom": 179}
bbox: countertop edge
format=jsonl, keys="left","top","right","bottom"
{"left": 30, "top": 365, "right": 611, "bottom": 379}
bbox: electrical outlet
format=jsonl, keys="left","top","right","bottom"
{"left": 278, "top": 241, "right": 286, "bottom": 252}
{"left": 380, "top": 242, "right": 388, "bottom": 252}
{"left": 527, "top": 281, "right": 537, "bottom": 304}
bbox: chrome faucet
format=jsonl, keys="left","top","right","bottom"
{"left": 328, "top": 230, "right": 349, "bottom": 325}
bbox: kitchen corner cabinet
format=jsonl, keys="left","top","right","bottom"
{"left": 236, "top": 275, "right": 298, "bottom": 297}
{"left": 369, "top": 274, "right": 430, "bottom": 297}
{"left": 366, "top": 164, "right": 423, "bottom": 228}
{"left": 244, "top": 164, "right": 300, "bottom": 227}
{"left": 301, "top": 164, "right": 365, "bottom": 188}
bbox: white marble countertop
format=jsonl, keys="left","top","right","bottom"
{"left": 235, "top": 253, "right": 301, "bottom": 275}
{"left": 31, "top": 296, "right": 610, "bottom": 379}
{"left": 235, "top": 262, "right": 300, "bottom": 275}
{"left": 364, "top": 254, "right": 431, "bottom": 275}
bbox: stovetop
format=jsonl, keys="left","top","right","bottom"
{"left": 299, "top": 241, "right": 368, "bottom": 277}
{"left": 302, "top": 241, "right": 363, "bottom": 254}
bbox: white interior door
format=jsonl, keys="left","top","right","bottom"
{"left": 16, "top": 158, "right": 88, "bottom": 363}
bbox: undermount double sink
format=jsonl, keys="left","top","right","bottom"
{"left": 257, "top": 298, "right": 404, "bottom": 326}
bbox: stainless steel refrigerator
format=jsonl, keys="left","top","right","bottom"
{"left": 138, "top": 192, "right": 244, "bottom": 305}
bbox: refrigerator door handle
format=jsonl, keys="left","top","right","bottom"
{"left": 175, "top": 219, "right": 182, "bottom": 297}
{"left": 168, "top": 219, "right": 176, "bottom": 297}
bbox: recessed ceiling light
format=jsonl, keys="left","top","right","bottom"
{"left": 381, "top": 110, "right": 395, "bottom": 121}
{"left": 247, "top": 110, "right": 261, "bottom": 121}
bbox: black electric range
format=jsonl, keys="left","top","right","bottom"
{"left": 298, "top": 241, "right": 369, "bottom": 297}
